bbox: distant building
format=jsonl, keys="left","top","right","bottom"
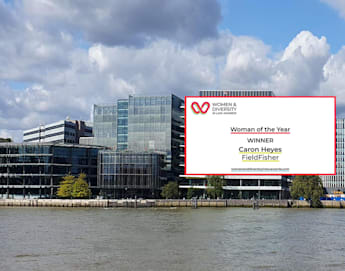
{"left": 0, "top": 143, "right": 104, "bottom": 199}
{"left": 23, "top": 120, "right": 92, "bottom": 144}
{"left": 321, "top": 118, "right": 345, "bottom": 193}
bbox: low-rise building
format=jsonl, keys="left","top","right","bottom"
{"left": 179, "top": 175, "right": 290, "bottom": 199}
{"left": 98, "top": 151, "right": 164, "bottom": 198}
{"left": 23, "top": 119, "right": 93, "bottom": 144}
{"left": 0, "top": 143, "right": 104, "bottom": 199}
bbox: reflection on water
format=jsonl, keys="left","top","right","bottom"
{"left": 1, "top": 208, "right": 345, "bottom": 271}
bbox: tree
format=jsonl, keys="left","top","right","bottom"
{"left": 161, "top": 181, "right": 179, "bottom": 199}
{"left": 57, "top": 173, "right": 92, "bottom": 199}
{"left": 0, "top": 138, "right": 12, "bottom": 143}
{"left": 71, "top": 173, "right": 91, "bottom": 198}
{"left": 207, "top": 176, "right": 225, "bottom": 199}
{"left": 57, "top": 174, "right": 75, "bottom": 198}
{"left": 290, "top": 176, "right": 324, "bottom": 207}
{"left": 187, "top": 188, "right": 197, "bottom": 199}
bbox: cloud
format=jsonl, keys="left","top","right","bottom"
{"left": 220, "top": 31, "right": 330, "bottom": 96}
{"left": 1, "top": 0, "right": 345, "bottom": 142}
{"left": 272, "top": 31, "right": 329, "bottom": 95}
{"left": 21, "top": 0, "right": 222, "bottom": 47}
{"left": 87, "top": 39, "right": 221, "bottom": 98}
{"left": 0, "top": 2, "right": 75, "bottom": 84}
{"left": 321, "top": 0, "right": 345, "bottom": 18}
{"left": 321, "top": 46, "right": 345, "bottom": 114}
{"left": 220, "top": 35, "right": 273, "bottom": 89}
{"left": 0, "top": 129, "right": 22, "bottom": 142}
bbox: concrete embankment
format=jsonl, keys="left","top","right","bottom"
{"left": 0, "top": 198, "right": 339, "bottom": 208}
{"left": 0, "top": 199, "right": 344, "bottom": 208}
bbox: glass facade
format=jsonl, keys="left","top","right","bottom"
{"left": 127, "top": 95, "right": 184, "bottom": 179}
{"left": 98, "top": 151, "right": 163, "bottom": 198}
{"left": 321, "top": 119, "right": 345, "bottom": 193}
{"left": 0, "top": 143, "right": 102, "bottom": 199}
{"left": 93, "top": 94, "right": 184, "bottom": 182}
{"left": 116, "top": 99, "right": 128, "bottom": 151}
{"left": 127, "top": 95, "right": 172, "bottom": 152}
{"left": 93, "top": 104, "right": 117, "bottom": 148}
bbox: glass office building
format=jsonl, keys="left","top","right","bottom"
{"left": 98, "top": 151, "right": 164, "bottom": 198}
{"left": 0, "top": 143, "right": 103, "bottom": 199}
{"left": 127, "top": 95, "right": 184, "bottom": 179}
{"left": 92, "top": 94, "right": 184, "bottom": 175}
{"left": 89, "top": 94, "right": 184, "bottom": 197}
{"left": 321, "top": 119, "right": 345, "bottom": 193}
{"left": 92, "top": 104, "right": 118, "bottom": 148}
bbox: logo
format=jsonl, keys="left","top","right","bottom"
{"left": 191, "top": 101, "right": 210, "bottom": 114}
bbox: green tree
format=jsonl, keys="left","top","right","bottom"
{"left": 187, "top": 188, "right": 197, "bottom": 199}
{"left": 290, "top": 175, "right": 324, "bottom": 207}
{"left": 0, "top": 138, "right": 12, "bottom": 142}
{"left": 57, "top": 174, "right": 75, "bottom": 198}
{"left": 71, "top": 173, "right": 91, "bottom": 198}
{"left": 207, "top": 176, "right": 225, "bottom": 199}
{"left": 161, "top": 181, "right": 179, "bottom": 199}
{"left": 57, "top": 173, "right": 91, "bottom": 199}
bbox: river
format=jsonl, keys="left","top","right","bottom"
{"left": 1, "top": 208, "right": 345, "bottom": 270}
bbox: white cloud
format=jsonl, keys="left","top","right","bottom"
{"left": 321, "top": 0, "right": 345, "bottom": 18}
{"left": 321, "top": 46, "right": 345, "bottom": 114}
{"left": 220, "top": 35, "right": 273, "bottom": 89}
{"left": 89, "top": 45, "right": 108, "bottom": 72}
{"left": 272, "top": 31, "right": 330, "bottom": 95}
{"left": 220, "top": 31, "right": 330, "bottom": 96}
{"left": 2, "top": 0, "right": 345, "bottom": 142}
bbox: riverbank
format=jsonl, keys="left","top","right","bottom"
{"left": 1, "top": 198, "right": 344, "bottom": 208}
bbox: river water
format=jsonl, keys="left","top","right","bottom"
{"left": 1, "top": 207, "right": 345, "bottom": 271}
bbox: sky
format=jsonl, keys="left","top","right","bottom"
{"left": 1, "top": 0, "right": 345, "bottom": 142}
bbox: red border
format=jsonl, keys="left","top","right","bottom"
{"left": 184, "top": 96, "right": 336, "bottom": 176}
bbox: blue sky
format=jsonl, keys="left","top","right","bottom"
{"left": 219, "top": 0, "right": 345, "bottom": 53}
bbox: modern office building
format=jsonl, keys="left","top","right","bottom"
{"left": 0, "top": 143, "right": 103, "bottom": 199}
{"left": 92, "top": 94, "right": 184, "bottom": 177}
{"left": 23, "top": 120, "right": 92, "bottom": 144}
{"left": 179, "top": 90, "right": 290, "bottom": 199}
{"left": 92, "top": 104, "right": 118, "bottom": 148}
{"left": 126, "top": 95, "right": 184, "bottom": 179}
{"left": 81, "top": 99, "right": 129, "bottom": 150}
{"left": 98, "top": 151, "right": 164, "bottom": 198}
{"left": 80, "top": 94, "right": 184, "bottom": 197}
{"left": 321, "top": 118, "right": 345, "bottom": 193}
